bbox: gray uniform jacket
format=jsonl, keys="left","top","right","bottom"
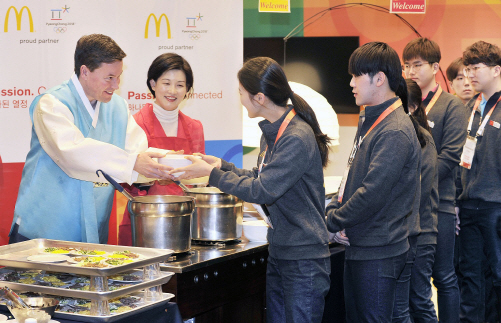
{"left": 423, "top": 89, "right": 468, "bottom": 214}
{"left": 459, "top": 92, "right": 501, "bottom": 209}
{"left": 417, "top": 126, "right": 439, "bottom": 245}
{"left": 209, "top": 106, "right": 330, "bottom": 260}
{"left": 326, "top": 97, "right": 421, "bottom": 261}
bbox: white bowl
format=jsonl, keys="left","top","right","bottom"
{"left": 243, "top": 220, "right": 269, "bottom": 242}
{"left": 157, "top": 155, "right": 202, "bottom": 176}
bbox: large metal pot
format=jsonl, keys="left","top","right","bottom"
{"left": 187, "top": 187, "right": 243, "bottom": 241}
{"left": 128, "top": 195, "right": 195, "bottom": 253}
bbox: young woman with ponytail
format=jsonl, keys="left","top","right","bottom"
{"left": 325, "top": 42, "right": 421, "bottom": 322}
{"left": 171, "top": 57, "right": 332, "bottom": 323}
{"left": 393, "top": 79, "right": 440, "bottom": 322}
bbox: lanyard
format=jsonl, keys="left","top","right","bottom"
{"left": 358, "top": 98, "right": 402, "bottom": 149}
{"left": 338, "top": 99, "right": 402, "bottom": 203}
{"left": 424, "top": 84, "right": 443, "bottom": 115}
{"left": 258, "top": 109, "right": 296, "bottom": 174}
{"left": 467, "top": 95, "right": 501, "bottom": 137}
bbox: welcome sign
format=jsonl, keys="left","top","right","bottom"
{"left": 259, "top": 0, "right": 290, "bottom": 13}
{"left": 390, "top": 0, "right": 426, "bottom": 14}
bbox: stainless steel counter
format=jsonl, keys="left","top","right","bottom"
{"left": 160, "top": 240, "right": 268, "bottom": 273}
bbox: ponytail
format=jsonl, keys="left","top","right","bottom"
{"left": 290, "top": 92, "right": 331, "bottom": 167}
{"left": 398, "top": 76, "right": 426, "bottom": 148}
{"left": 410, "top": 115, "right": 427, "bottom": 148}
{"left": 396, "top": 76, "right": 409, "bottom": 114}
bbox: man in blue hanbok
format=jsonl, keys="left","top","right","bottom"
{"left": 9, "top": 34, "right": 171, "bottom": 244}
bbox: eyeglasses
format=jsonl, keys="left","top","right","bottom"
{"left": 463, "top": 65, "right": 491, "bottom": 76}
{"left": 403, "top": 62, "right": 433, "bottom": 73}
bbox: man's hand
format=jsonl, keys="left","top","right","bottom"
{"left": 134, "top": 151, "right": 173, "bottom": 180}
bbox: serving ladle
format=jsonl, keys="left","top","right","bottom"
{"left": 96, "top": 169, "right": 135, "bottom": 202}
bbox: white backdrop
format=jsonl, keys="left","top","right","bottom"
{"left": 0, "top": 1, "right": 243, "bottom": 164}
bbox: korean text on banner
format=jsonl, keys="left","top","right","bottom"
{"left": 390, "top": 0, "right": 426, "bottom": 14}
{"left": 259, "top": 0, "right": 290, "bottom": 13}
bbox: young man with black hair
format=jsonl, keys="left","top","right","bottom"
{"left": 403, "top": 37, "right": 468, "bottom": 323}
{"left": 9, "top": 34, "right": 171, "bottom": 244}
{"left": 447, "top": 58, "right": 475, "bottom": 105}
{"left": 459, "top": 40, "right": 501, "bottom": 323}
{"left": 326, "top": 42, "right": 421, "bottom": 322}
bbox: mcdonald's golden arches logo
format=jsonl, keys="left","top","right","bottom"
{"left": 4, "top": 6, "right": 34, "bottom": 32}
{"left": 145, "top": 13, "right": 171, "bottom": 39}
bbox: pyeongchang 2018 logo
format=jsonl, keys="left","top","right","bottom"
{"left": 4, "top": 6, "right": 34, "bottom": 32}
{"left": 182, "top": 12, "right": 206, "bottom": 40}
{"left": 145, "top": 13, "right": 171, "bottom": 39}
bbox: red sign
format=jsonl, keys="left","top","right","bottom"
{"left": 390, "top": 0, "right": 426, "bottom": 14}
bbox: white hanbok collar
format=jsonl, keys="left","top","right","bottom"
{"left": 70, "top": 73, "right": 101, "bottom": 128}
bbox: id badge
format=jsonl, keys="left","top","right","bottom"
{"left": 337, "top": 166, "right": 350, "bottom": 203}
{"left": 459, "top": 135, "right": 477, "bottom": 169}
{"left": 338, "top": 141, "right": 358, "bottom": 203}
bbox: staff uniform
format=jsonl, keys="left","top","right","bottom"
{"left": 326, "top": 97, "right": 421, "bottom": 322}
{"left": 423, "top": 87, "right": 467, "bottom": 322}
{"left": 458, "top": 91, "right": 501, "bottom": 323}
{"left": 393, "top": 125, "right": 439, "bottom": 323}
{"left": 10, "top": 74, "right": 147, "bottom": 244}
{"left": 209, "top": 106, "right": 330, "bottom": 323}
{"left": 118, "top": 102, "right": 205, "bottom": 245}
{"left": 409, "top": 127, "right": 439, "bottom": 323}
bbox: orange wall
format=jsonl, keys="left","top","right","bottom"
{"left": 303, "top": 0, "right": 501, "bottom": 92}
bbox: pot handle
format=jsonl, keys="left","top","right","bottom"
{"left": 96, "top": 169, "right": 135, "bottom": 202}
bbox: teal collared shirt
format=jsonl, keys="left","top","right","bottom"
{"left": 480, "top": 93, "right": 487, "bottom": 116}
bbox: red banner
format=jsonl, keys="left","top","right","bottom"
{"left": 390, "top": 0, "right": 426, "bottom": 14}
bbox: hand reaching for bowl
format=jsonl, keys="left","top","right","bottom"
{"left": 134, "top": 151, "right": 173, "bottom": 180}
{"left": 169, "top": 155, "right": 216, "bottom": 180}
{"left": 193, "top": 153, "right": 222, "bottom": 169}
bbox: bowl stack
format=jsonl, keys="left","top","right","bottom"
{"left": 8, "top": 297, "right": 59, "bottom": 323}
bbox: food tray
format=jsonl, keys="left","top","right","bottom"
{"left": 0, "top": 268, "right": 174, "bottom": 301}
{"left": 54, "top": 292, "right": 174, "bottom": 322}
{"left": 0, "top": 239, "right": 173, "bottom": 277}
{"left": 0, "top": 292, "right": 174, "bottom": 323}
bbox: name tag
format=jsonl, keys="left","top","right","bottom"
{"left": 94, "top": 182, "right": 109, "bottom": 188}
{"left": 489, "top": 120, "right": 500, "bottom": 129}
{"left": 459, "top": 135, "right": 477, "bottom": 169}
{"left": 428, "top": 120, "right": 435, "bottom": 128}
{"left": 337, "top": 166, "right": 350, "bottom": 203}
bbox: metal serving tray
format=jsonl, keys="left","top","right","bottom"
{"left": 0, "top": 239, "right": 173, "bottom": 277}
{"left": 0, "top": 269, "right": 174, "bottom": 301}
{"left": 54, "top": 292, "right": 175, "bottom": 323}
{"left": 0, "top": 292, "right": 174, "bottom": 323}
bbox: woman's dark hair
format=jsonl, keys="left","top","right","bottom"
{"left": 238, "top": 57, "right": 331, "bottom": 167}
{"left": 406, "top": 78, "right": 429, "bottom": 148}
{"left": 147, "top": 53, "right": 194, "bottom": 98}
{"left": 74, "top": 34, "right": 126, "bottom": 77}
